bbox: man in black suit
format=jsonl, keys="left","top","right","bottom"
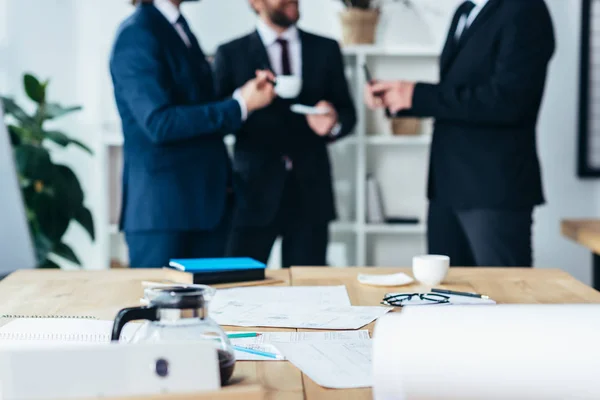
{"left": 366, "top": 0, "right": 555, "bottom": 267}
{"left": 214, "top": 0, "right": 356, "bottom": 268}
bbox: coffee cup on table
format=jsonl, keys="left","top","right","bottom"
{"left": 412, "top": 255, "right": 450, "bottom": 286}
{"left": 275, "top": 75, "right": 302, "bottom": 99}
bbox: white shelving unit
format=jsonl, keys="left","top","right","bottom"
{"left": 98, "top": 44, "right": 439, "bottom": 268}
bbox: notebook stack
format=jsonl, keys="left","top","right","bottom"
{"left": 168, "top": 257, "right": 266, "bottom": 285}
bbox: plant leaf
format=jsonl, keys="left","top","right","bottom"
{"left": 33, "top": 231, "right": 54, "bottom": 265}
{"left": 39, "top": 259, "right": 61, "bottom": 269}
{"left": 14, "top": 144, "right": 54, "bottom": 181}
{"left": 1, "top": 96, "right": 34, "bottom": 125}
{"left": 44, "top": 130, "right": 93, "bottom": 154}
{"left": 30, "top": 191, "right": 71, "bottom": 243}
{"left": 74, "top": 207, "right": 95, "bottom": 241}
{"left": 52, "top": 165, "right": 84, "bottom": 212}
{"left": 52, "top": 242, "right": 81, "bottom": 265}
{"left": 23, "top": 73, "right": 46, "bottom": 104}
{"left": 7, "top": 125, "right": 22, "bottom": 146}
{"left": 44, "top": 103, "right": 82, "bottom": 120}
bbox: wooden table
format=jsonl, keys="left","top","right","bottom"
{"left": 0, "top": 267, "right": 598, "bottom": 400}
{"left": 562, "top": 219, "right": 600, "bottom": 290}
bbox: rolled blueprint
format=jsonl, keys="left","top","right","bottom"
{"left": 373, "top": 305, "right": 600, "bottom": 400}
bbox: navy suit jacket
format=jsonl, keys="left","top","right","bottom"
{"left": 214, "top": 30, "right": 356, "bottom": 227}
{"left": 397, "top": 0, "right": 555, "bottom": 210}
{"left": 110, "top": 4, "right": 241, "bottom": 232}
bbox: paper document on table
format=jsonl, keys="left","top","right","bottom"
{"left": 231, "top": 330, "right": 370, "bottom": 361}
{"left": 0, "top": 319, "right": 139, "bottom": 347}
{"left": 213, "top": 303, "right": 391, "bottom": 330}
{"left": 212, "top": 286, "right": 351, "bottom": 309}
{"left": 275, "top": 340, "right": 373, "bottom": 389}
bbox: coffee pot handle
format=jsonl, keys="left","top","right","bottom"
{"left": 111, "top": 306, "right": 158, "bottom": 341}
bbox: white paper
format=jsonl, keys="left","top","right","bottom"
{"left": 211, "top": 286, "right": 351, "bottom": 310}
{"left": 358, "top": 273, "right": 414, "bottom": 287}
{"left": 383, "top": 292, "right": 496, "bottom": 306}
{"left": 373, "top": 306, "right": 600, "bottom": 400}
{"left": 276, "top": 341, "right": 373, "bottom": 389}
{"left": 231, "top": 330, "right": 370, "bottom": 361}
{"left": 212, "top": 303, "right": 391, "bottom": 330}
{"left": 0, "top": 319, "right": 140, "bottom": 347}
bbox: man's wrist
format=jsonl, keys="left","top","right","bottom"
{"left": 233, "top": 88, "right": 248, "bottom": 121}
{"left": 329, "top": 122, "right": 343, "bottom": 137}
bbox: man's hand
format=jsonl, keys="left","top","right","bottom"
{"left": 364, "top": 82, "right": 385, "bottom": 110}
{"left": 370, "top": 81, "right": 416, "bottom": 114}
{"left": 307, "top": 100, "right": 338, "bottom": 137}
{"left": 240, "top": 70, "right": 277, "bottom": 112}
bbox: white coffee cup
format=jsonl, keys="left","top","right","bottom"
{"left": 412, "top": 255, "right": 450, "bottom": 286}
{"left": 275, "top": 75, "right": 302, "bottom": 99}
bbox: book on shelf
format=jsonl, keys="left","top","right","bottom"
{"left": 366, "top": 175, "right": 386, "bottom": 224}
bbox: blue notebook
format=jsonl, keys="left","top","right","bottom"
{"left": 168, "top": 257, "right": 265, "bottom": 273}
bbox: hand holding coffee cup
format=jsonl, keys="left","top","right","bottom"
{"left": 412, "top": 255, "right": 450, "bottom": 286}
{"left": 240, "top": 70, "right": 277, "bottom": 112}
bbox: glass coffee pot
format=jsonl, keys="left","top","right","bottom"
{"left": 111, "top": 285, "right": 235, "bottom": 385}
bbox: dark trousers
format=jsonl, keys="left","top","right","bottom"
{"left": 427, "top": 201, "right": 533, "bottom": 267}
{"left": 126, "top": 200, "right": 232, "bottom": 268}
{"left": 226, "top": 174, "right": 329, "bottom": 268}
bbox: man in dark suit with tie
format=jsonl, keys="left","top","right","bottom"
{"left": 213, "top": 0, "right": 356, "bottom": 268}
{"left": 366, "top": 0, "right": 555, "bottom": 267}
{"left": 110, "top": 0, "right": 276, "bottom": 268}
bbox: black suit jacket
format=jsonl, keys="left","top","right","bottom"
{"left": 398, "top": 0, "right": 555, "bottom": 210}
{"left": 214, "top": 30, "right": 356, "bottom": 227}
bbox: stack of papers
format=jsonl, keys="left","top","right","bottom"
{"left": 231, "top": 330, "right": 370, "bottom": 361}
{"left": 211, "top": 286, "right": 392, "bottom": 330}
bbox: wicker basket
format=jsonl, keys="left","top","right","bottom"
{"left": 391, "top": 118, "right": 421, "bottom": 136}
{"left": 339, "top": 8, "right": 380, "bottom": 45}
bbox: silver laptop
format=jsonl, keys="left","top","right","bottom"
{"left": 0, "top": 107, "right": 36, "bottom": 274}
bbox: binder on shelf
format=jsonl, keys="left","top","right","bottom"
{"left": 168, "top": 258, "right": 266, "bottom": 285}
{"left": 366, "top": 175, "right": 386, "bottom": 224}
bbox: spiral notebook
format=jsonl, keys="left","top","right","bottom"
{"left": 0, "top": 318, "right": 139, "bottom": 346}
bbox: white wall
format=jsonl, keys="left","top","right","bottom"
{"left": 0, "top": 0, "right": 597, "bottom": 283}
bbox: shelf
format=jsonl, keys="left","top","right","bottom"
{"left": 366, "top": 135, "right": 432, "bottom": 146}
{"left": 343, "top": 45, "right": 440, "bottom": 58}
{"left": 331, "top": 221, "right": 357, "bottom": 233}
{"left": 364, "top": 223, "right": 426, "bottom": 235}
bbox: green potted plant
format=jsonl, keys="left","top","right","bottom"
{"left": 1, "top": 73, "right": 95, "bottom": 268}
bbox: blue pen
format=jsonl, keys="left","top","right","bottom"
{"left": 232, "top": 345, "right": 282, "bottom": 360}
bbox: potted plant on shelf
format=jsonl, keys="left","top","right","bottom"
{"left": 1, "top": 73, "right": 95, "bottom": 268}
{"left": 339, "top": 0, "right": 411, "bottom": 45}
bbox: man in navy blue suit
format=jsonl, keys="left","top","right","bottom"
{"left": 110, "top": 0, "right": 276, "bottom": 268}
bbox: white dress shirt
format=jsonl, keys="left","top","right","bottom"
{"left": 455, "top": 0, "right": 490, "bottom": 41}
{"left": 256, "top": 19, "right": 302, "bottom": 77}
{"left": 154, "top": 0, "right": 248, "bottom": 120}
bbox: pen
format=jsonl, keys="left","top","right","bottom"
{"left": 227, "top": 332, "right": 261, "bottom": 339}
{"left": 232, "top": 345, "right": 282, "bottom": 360}
{"left": 432, "top": 288, "right": 490, "bottom": 300}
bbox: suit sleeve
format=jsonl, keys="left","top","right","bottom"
{"left": 110, "top": 27, "right": 242, "bottom": 145}
{"left": 213, "top": 45, "right": 236, "bottom": 100}
{"left": 402, "top": 3, "right": 555, "bottom": 125}
{"left": 325, "top": 41, "right": 357, "bottom": 143}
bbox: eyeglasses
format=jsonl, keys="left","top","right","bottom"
{"left": 382, "top": 293, "right": 450, "bottom": 307}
